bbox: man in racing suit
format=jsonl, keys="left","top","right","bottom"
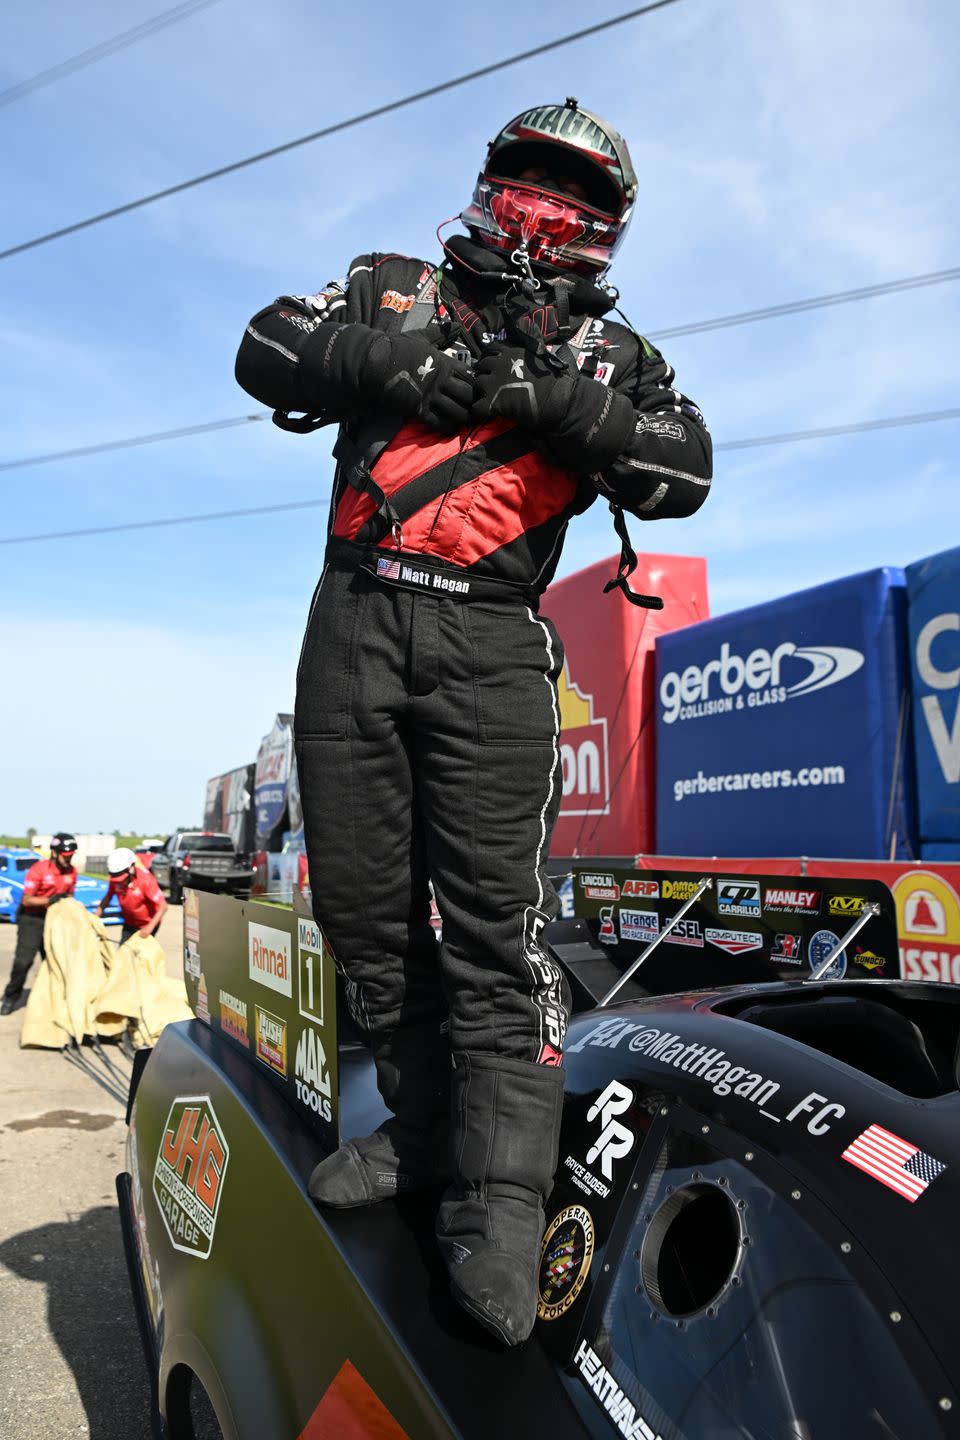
{"left": 235, "top": 99, "right": 711, "bottom": 1345}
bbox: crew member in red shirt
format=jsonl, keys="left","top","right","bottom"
{"left": 1, "top": 832, "right": 78, "bottom": 1016}
{"left": 98, "top": 848, "right": 167, "bottom": 945}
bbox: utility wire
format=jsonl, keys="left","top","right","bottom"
{"left": 4, "top": 405, "right": 958, "bottom": 475}
{"left": 648, "top": 266, "right": 960, "bottom": 340}
{"left": 0, "top": 0, "right": 683, "bottom": 261}
{"left": 1, "top": 406, "right": 958, "bottom": 545}
{"left": 0, "top": 0, "right": 223, "bottom": 109}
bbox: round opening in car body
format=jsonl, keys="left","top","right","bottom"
{"left": 640, "top": 1181, "right": 743, "bottom": 1319}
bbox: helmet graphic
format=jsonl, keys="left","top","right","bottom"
{"left": 107, "top": 847, "right": 137, "bottom": 876}
{"left": 461, "top": 98, "right": 637, "bottom": 276}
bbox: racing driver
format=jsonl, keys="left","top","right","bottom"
{"left": 235, "top": 99, "right": 711, "bottom": 1345}
{"left": 1, "top": 832, "right": 78, "bottom": 1016}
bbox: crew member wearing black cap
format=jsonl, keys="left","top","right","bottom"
{"left": 236, "top": 99, "right": 711, "bottom": 1344}
{"left": 1, "top": 832, "right": 79, "bottom": 1015}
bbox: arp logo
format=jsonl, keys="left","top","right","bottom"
{"left": 828, "top": 894, "right": 866, "bottom": 918}
{"left": 153, "top": 1096, "right": 229, "bottom": 1259}
{"left": 621, "top": 878, "right": 659, "bottom": 899}
{"left": 585, "top": 1080, "right": 635, "bottom": 1181}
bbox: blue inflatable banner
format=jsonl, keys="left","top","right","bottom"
{"left": 906, "top": 545, "right": 960, "bottom": 844}
{"left": 655, "top": 569, "right": 915, "bottom": 859}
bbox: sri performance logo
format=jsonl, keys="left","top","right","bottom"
{"left": 557, "top": 663, "right": 610, "bottom": 817}
{"left": 537, "top": 1205, "right": 595, "bottom": 1321}
{"left": 248, "top": 921, "right": 292, "bottom": 998}
{"left": 660, "top": 640, "right": 864, "bottom": 723}
{"left": 153, "top": 1097, "right": 229, "bottom": 1259}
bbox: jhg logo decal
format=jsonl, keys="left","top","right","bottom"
{"left": 248, "top": 920, "right": 292, "bottom": 998}
{"left": 660, "top": 639, "right": 865, "bottom": 723}
{"left": 585, "top": 1080, "right": 635, "bottom": 1181}
{"left": 153, "top": 1096, "right": 229, "bottom": 1259}
{"left": 557, "top": 663, "right": 610, "bottom": 817}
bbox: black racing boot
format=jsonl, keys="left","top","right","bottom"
{"left": 436, "top": 1052, "right": 566, "bottom": 1347}
{"left": 308, "top": 1028, "right": 450, "bottom": 1208}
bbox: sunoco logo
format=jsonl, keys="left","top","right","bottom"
{"left": 153, "top": 1096, "right": 229, "bottom": 1259}
{"left": 660, "top": 641, "right": 864, "bottom": 723}
{"left": 248, "top": 921, "right": 292, "bottom": 998}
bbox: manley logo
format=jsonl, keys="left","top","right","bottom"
{"left": 248, "top": 921, "right": 292, "bottom": 998}
{"left": 153, "top": 1096, "right": 229, "bottom": 1259}
{"left": 557, "top": 663, "right": 610, "bottom": 817}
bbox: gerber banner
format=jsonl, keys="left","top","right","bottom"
{"left": 655, "top": 569, "right": 915, "bottom": 859}
{"left": 254, "top": 714, "right": 294, "bottom": 850}
{"left": 906, "top": 545, "right": 960, "bottom": 844}
{"left": 541, "top": 551, "right": 708, "bottom": 858}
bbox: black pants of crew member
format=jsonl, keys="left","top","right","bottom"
{"left": 3, "top": 910, "right": 46, "bottom": 1001}
{"left": 294, "top": 563, "right": 571, "bottom": 1064}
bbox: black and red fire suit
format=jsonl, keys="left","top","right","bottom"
{"left": 235, "top": 238, "right": 710, "bottom": 1078}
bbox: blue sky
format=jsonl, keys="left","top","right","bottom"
{"left": 1, "top": 0, "right": 958, "bottom": 833}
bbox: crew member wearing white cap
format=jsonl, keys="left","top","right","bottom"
{"left": 98, "top": 849, "right": 167, "bottom": 945}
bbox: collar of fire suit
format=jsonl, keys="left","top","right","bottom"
{"left": 443, "top": 233, "right": 613, "bottom": 317}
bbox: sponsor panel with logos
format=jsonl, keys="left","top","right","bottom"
{"left": 569, "top": 867, "right": 899, "bottom": 984}
{"left": 182, "top": 891, "right": 339, "bottom": 1150}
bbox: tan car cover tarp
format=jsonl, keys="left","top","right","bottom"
{"left": 19, "top": 898, "right": 191, "bottom": 1049}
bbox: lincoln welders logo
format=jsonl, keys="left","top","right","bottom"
{"left": 537, "top": 1203, "right": 595, "bottom": 1321}
{"left": 557, "top": 662, "right": 610, "bottom": 818}
{"left": 153, "top": 1096, "right": 229, "bottom": 1259}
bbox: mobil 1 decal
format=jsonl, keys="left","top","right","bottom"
{"left": 569, "top": 867, "right": 900, "bottom": 983}
{"left": 292, "top": 911, "right": 339, "bottom": 1149}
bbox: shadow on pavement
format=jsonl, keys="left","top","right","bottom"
{"left": 0, "top": 1204, "right": 152, "bottom": 1438}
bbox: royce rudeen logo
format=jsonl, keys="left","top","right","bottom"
{"left": 153, "top": 1096, "right": 229, "bottom": 1259}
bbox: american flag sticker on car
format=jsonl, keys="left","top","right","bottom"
{"left": 841, "top": 1124, "right": 946, "bottom": 1202}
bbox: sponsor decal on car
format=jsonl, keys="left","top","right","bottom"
{"left": 567, "top": 1019, "right": 846, "bottom": 1134}
{"left": 585, "top": 1080, "right": 636, "bottom": 1181}
{"left": 705, "top": 927, "right": 764, "bottom": 956}
{"left": 537, "top": 1204, "right": 595, "bottom": 1321}
{"left": 579, "top": 872, "right": 620, "bottom": 901}
{"left": 195, "top": 974, "right": 210, "bottom": 1022}
{"left": 248, "top": 921, "right": 292, "bottom": 998}
{"left": 218, "top": 989, "right": 248, "bottom": 1045}
{"left": 297, "top": 916, "right": 326, "bottom": 1027}
{"left": 764, "top": 887, "right": 821, "bottom": 913}
{"left": 255, "top": 1005, "right": 287, "bottom": 1077}
{"left": 575, "top": 1341, "right": 662, "bottom": 1440}
{"left": 717, "top": 879, "right": 762, "bottom": 918}
{"left": 842, "top": 1124, "right": 946, "bottom": 1203}
{"left": 153, "top": 1096, "right": 229, "bottom": 1259}
{"left": 854, "top": 948, "right": 886, "bottom": 972}
{"left": 294, "top": 1026, "right": 333, "bottom": 1122}
{"left": 772, "top": 932, "right": 804, "bottom": 964}
{"left": 619, "top": 909, "right": 658, "bottom": 943}
{"left": 184, "top": 888, "right": 200, "bottom": 950}
{"left": 809, "top": 928, "right": 847, "bottom": 979}
{"left": 828, "top": 894, "right": 867, "bottom": 917}
{"left": 666, "top": 918, "right": 704, "bottom": 948}
{"left": 662, "top": 878, "right": 702, "bottom": 901}
{"left": 598, "top": 906, "right": 617, "bottom": 945}
{"left": 621, "top": 877, "right": 659, "bottom": 899}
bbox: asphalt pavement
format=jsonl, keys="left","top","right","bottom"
{"left": 0, "top": 906, "right": 185, "bottom": 1438}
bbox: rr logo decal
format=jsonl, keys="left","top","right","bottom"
{"left": 585, "top": 1080, "right": 635, "bottom": 1180}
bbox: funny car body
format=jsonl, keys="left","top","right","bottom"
{"left": 118, "top": 874, "right": 960, "bottom": 1439}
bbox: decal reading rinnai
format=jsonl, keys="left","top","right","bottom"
{"left": 537, "top": 1204, "right": 595, "bottom": 1320}
{"left": 153, "top": 1096, "right": 229, "bottom": 1259}
{"left": 248, "top": 920, "right": 292, "bottom": 998}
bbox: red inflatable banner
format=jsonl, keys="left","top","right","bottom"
{"left": 542, "top": 552, "right": 708, "bottom": 858}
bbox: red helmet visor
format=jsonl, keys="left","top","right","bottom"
{"left": 489, "top": 186, "right": 586, "bottom": 249}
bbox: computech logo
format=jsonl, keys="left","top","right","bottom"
{"left": 557, "top": 662, "right": 610, "bottom": 817}
{"left": 706, "top": 928, "right": 764, "bottom": 957}
{"left": 660, "top": 640, "right": 865, "bottom": 724}
{"left": 153, "top": 1096, "right": 229, "bottom": 1259}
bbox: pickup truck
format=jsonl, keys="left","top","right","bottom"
{"left": 117, "top": 868, "right": 960, "bottom": 1439}
{"left": 150, "top": 832, "right": 252, "bottom": 905}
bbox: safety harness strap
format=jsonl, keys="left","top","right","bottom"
{"left": 602, "top": 503, "right": 664, "bottom": 610}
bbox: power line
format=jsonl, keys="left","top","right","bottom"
{"left": 3, "top": 405, "right": 958, "bottom": 475}
{"left": 0, "top": 414, "right": 266, "bottom": 471}
{"left": 0, "top": 0, "right": 684, "bottom": 261}
{"left": 648, "top": 266, "right": 960, "bottom": 340}
{"left": 714, "top": 407, "right": 960, "bottom": 451}
{"left": 0, "top": 0, "right": 223, "bottom": 109}
{"left": 1, "top": 406, "right": 957, "bottom": 544}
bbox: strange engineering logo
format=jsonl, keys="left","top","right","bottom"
{"left": 660, "top": 640, "right": 865, "bottom": 724}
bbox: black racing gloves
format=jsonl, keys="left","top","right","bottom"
{"left": 470, "top": 348, "right": 635, "bottom": 473}
{"left": 303, "top": 323, "right": 478, "bottom": 434}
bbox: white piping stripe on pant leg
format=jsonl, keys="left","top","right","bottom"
{"left": 526, "top": 606, "right": 562, "bottom": 911}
